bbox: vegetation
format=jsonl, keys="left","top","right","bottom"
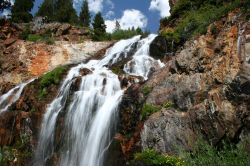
{"left": 79, "top": 0, "right": 91, "bottom": 27}
{"left": 160, "top": 0, "right": 250, "bottom": 47}
{"left": 36, "top": 0, "right": 56, "bottom": 21}
{"left": 110, "top": 27, "right": 148, "bottom": 40}
{"left": 0, "top": 0, "right": 11, "bottom": 12}
{"left": 36, "top": 0, "right": 78, "bottom": 24}
{"left": 11, "top": 0, "right": 34, "bottom": 23}
{"left": 91, "top": 12, "right": 107, "bottom": 41}
{"left": 20, "top": 26, "right": 55, "bottom": 44}
{"left": 162, "top": 101, "right": 175, "bottom": 109}
{"left": 141, "top": 103, "right": 161, "bottom": 120}
{"left": 181, "top": 137, "right": 250, "bottom": 166}
{"left": 0, "top": 148, "right": 2, "bottom": 166}
{"left": 142, "top": 86, "right": 153, "bottom": 96}
{"left": 134, "top": 149, "right": 184, "bottom": 166}
{"left": 39, "top": 66, "right": 67, "bottom": 98}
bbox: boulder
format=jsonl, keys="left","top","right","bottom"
{"left": 149, "top": 36, "right": 167, "bottom": 59}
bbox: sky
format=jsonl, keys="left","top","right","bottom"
{"left": 4, "top": 0, "right": 171, "bottom": 33}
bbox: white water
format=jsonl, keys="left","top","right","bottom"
{"left": 0, "top": 79, "right": 34, "bottom": 114}
{"left": 124, "top": 34, "right": 165, "bottom": 79}
{"left": 35, "top": 35, "right": 164, "bottom": 166}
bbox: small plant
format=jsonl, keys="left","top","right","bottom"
{"left": 39, "top": 66, "right": 67, "bottom": 98}
{"left": 181, "top": 137, "right": 250, "bottom": 166}
{"left": 134, "top": 149, "right": 184, "bottom": 166}
{"left": 162, "top": 101, "right": 174, "bottom": 109}
{"left": 141, "top": 103, "right": 161, "bottom": 120}
{"left": 27, "top": 34, "right": 43, "bottom": 42}
{"left": 142, "top": 86, "right": 153, "bottom": 96}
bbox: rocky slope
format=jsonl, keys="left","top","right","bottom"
{"left": 141, "top": 10, "right": 250, "bottom": 154}
{"left": 0, "top": 20, "right": 113, "bottom": 94}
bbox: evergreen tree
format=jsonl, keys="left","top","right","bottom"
{"left": 114, "top": 20, "right": 120, "bottom": 31}
{"left": 36, "top": 0, "right": 56, "bottom": 21}
{"left": 11, "top": 0, "right": 34, "bottom": 23}
{"left": 55, "top": 0, "right": 78, "bottom": 24}
{"left": 79, "top": 0, "right": 90, "bottom": 27}
{"left": 0, "top": 0, "right": 11, "bottom": 12}
{"left": 92, "top": 12, "right": 106, "bottom": 40}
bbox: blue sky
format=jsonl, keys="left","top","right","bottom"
{"left": 27, "top": 0, "right": 170, "bottom": 33}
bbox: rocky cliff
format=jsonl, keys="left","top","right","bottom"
{"left": 141, "top": 9, "right": 250, "bottom": 154}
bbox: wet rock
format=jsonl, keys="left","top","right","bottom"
{"left": 149, "top": 36, "right": 167, "bottom": 59}
{"left": 79, "top": 68, "right": 92, "bottom": 76}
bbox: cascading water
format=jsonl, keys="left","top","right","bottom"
{"left": 0, "top": 79, "right": 34, "bottom": 114}
{"left": 35, "top": 34, "right": 164, "bottom": 166}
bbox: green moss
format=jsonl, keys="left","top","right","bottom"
{"left": 141, "top": 103, "right": 161, "bottom": 120}
{"left": 142, "top": 86, "right": 153, "bottom": 96}
{"left": 111, "top": 66, "right": 124, "bottom": 75}
{"left": 39, "top": 66, "right": 67, "bottom": 98}
{"left": 134, "top": 149, "right": 184, "bottom": 166}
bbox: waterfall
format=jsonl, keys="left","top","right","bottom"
{"left": 35, "top": 34, "right": 164, "bottom": 166}
{"left": 0, "top": 79, "right": 34, "bottom": 114}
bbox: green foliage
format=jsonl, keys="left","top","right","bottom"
{"left": 27, "top": 34, "right": 43, "bottom": 42}
{"left": 55, "top": 0, "right": 79, "bottom": 24}
{"left": 36, "top": 0, "right": 79, "bottom": 24}
{"left": 11, "top": 0, "right": 34, "bottom": 23}
{"left": 39, "top": 66, "right": 67, "bottom": 98}
{"left": 162, "top": 101, "right": 174, "bottom": 109}
{"left": 0, "top": 148, "right": 2, "bottom": 166}
{"left": 160, "top": 0, "right": 250, "bottom": 44}
{"left": 80, "top": 0, "right": 91, "bottom": 27}
{"left": 19, "top": 25, "right": 32, "bottom": 40}
{"left": 110, "top": 27, "right": 146, "bottom": 40}
{"left": 181, "top": 137, "right": 250, "bottom": 166}
{"left": 142, "top": 86, "right": 153, "bottom": 96}
{"left": 134, "top": 149, "right": 184, "bottom": 166}
{"left": 36, "top": 0, "right": 55, "bottom": 20}
{"left": 92, "top": 12, "right": 106, "bottom": 41}
{"left": 142, "top": 103, "right": 161, "bottom": 120}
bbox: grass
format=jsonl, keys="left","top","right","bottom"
{"left": 160, "top": 0, "right": 250, "bottom": 46}
{"left": 181, "top": 137, "right": 250, "bottom": 166}
{"left": 27, "top": 34, "right": 55, "bottom": 45}
{"left": 38, "top": 66, "right": 67, "bottom": 98}
{"left": 134, "top": 149, "right": 184, "bottom": 166}
{"left": 142, "top": 86, "right": 153, "bottom": 96}
{"left": 141, "top": 103, "right": 161, "bottom": 120}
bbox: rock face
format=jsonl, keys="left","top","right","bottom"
{"left": 141, "top": 11, "right": 250, "bottom": 153}
{"left": 0, "top": 37, "right": 113, "bottom": 92}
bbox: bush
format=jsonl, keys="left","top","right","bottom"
{"left": 141, "top": 103, "right": 161, "bottom": 120}
{"left": 161, "top": 0, "right": 250, "bottom": 45}
{"left": 142, "top": 86, "right": 153, "bottom": 96}
{"left": 181, "top": 137, "right": 250, "bottom": 166}
{"left": 134, "top": 149, "right": 184, "bottom": 166}
{"left": 39, "top": 66, "right": 67, "bottom": 98}
{"left": 19, "top": 25, "right": 32, "bottom": 40}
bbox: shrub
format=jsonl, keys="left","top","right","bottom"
{"left": 39, "top": 66, "right": 67, "bottom": 98}
{"left": 27, "top": 34, "right": 43, "bottom": 42}
{"left": 134, "top": 149, "right": 184, "bottom": 166}
{"left": 162, "top": 101, "right": 174, "bottom": 109}
{"left": 141, "top": 103, "right": 161, "bottom": 120}
{"left": 142, "top": 86, "right": 153, "bottom": 96}
{"left": 181, "top": 137, "right": 250, "bottom": 166}
{"left": 19, "top": 25, "right": 31, "bottom": 40}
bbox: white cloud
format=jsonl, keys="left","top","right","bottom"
{"left": 149, "top": 0, "right": 170, "bottom": 17}
{"left": 73, "top": 0, "right": 114, "bottom": 14}
{"left": 105, "top": 9, "right": 148, "bottom": 33}
{"left": 105, "top": 10, "right": 114, "bottom": 19}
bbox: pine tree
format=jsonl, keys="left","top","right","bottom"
{"left": 114, "top": 20, "right": 120, "bottom": 31}
{"left": 92, "top": 12, "right": 106, "bottom": 40}
{"left": 0, "top": 0, "right": 11, "bottom": 12}
{"left": 11, "top": 0, "right": 34, "bottom": 23}
{"left": 36, "top": 0, "right": 56, "bottom": 21}
{"left": 55, "top": 0, "right": 78, "bottom": 24}
{"left": 79, "top": 0, "right": 90, "bottom": 27}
